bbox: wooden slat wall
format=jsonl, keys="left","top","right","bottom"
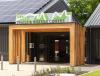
{"left": 9, "top": 30, "right": 26, "bottom": 63}
{"left": 72, "top": 23, "right": 85, "bottom": 66}
{"left": 70, "top": 24, "right": 76, "bottom": 66}
{"left": 70, "top": 23, "right": 85, "bottom": 66}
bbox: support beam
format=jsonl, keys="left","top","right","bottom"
{"left": 70, "top": 25, "right": 77, "bottom": 66}
{"left": 21, "top": 31, "right": 26, "bottom": 63}
{"left": 14, "top": 30, "right": 18, "bottom": 63}
{"left": 13, "top": 30, "right": 17, "bottom": 63}
{"left": 17, "top": 31, "right": 21, "bottom": 63}
{"left": 75, "top": 24, "right": 79, "bottom": 65}
{"left": 9, "top": 29, "right": 15, "bottom": 63}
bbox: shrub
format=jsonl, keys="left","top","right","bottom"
{"left": 32, "top": 66, "right": 76, "bottom": 76}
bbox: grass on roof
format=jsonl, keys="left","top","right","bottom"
{"left": 81, "top": 70, "right": 100, "bottom": 76}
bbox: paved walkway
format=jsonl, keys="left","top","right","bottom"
{"left": 0, "top": 61, "right": 70, "bottom": 76}
{"left": 80, "top": 64, "right": 100, "bottom": 72}
{"left": 0, "top": 61, "right": 100, "bottom": 76}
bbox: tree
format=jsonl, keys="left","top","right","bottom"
{"left": 68, "top": 0, "right": 100, "bottom": 25}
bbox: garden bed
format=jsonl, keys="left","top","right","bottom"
{"left": 32, "top": 66, "right": 83, "bottom": 76}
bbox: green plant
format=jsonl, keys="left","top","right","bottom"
{"left": 32, "top": 66, "right": 76, "bottom": 76}
{"left": 50, "top": 67, "right": 56, "bottom": 74}
{"left": 55, "top": 66, "right": 62, "bottom": 74}
{"left": 61, "top": 67, "right": 69, "bottom": 73}
{"left": 69, "top": 66, "right": 75, "bottom": 73}
{"left": 42, "top": 69, "right": 49, "bottom": 76}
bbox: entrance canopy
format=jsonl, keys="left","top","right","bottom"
{"left": 9, "top": 22, "right": 85, "bottom": 66}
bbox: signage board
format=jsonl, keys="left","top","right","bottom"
{"left": 16, "top": 10, "right": 72, "bottom": 24}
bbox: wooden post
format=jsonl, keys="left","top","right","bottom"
{"left": 21, "top": 31, "right": 26, "bottom": 63}
{"left": 9, "top": 28, "right": 15, "bottom": 63}
{"left": 18, "top": 31, "right": 21, "bottom": 63}
{"left": 13, "top": 30, "right": 16, "bottom": 63}
{"left": 70, "top": 25, "right": 77, "bottom": 66}
{"left": 77, "top": 24, "right": 80, "bottom": 65}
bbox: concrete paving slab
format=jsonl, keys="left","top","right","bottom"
{"left": 0, "top": 62, "right": 100, "bottom": 76}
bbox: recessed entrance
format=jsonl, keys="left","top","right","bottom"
{"left": 27, "top": 32, "right": 70, "bottom": 63}
{"left": 9, "top": 23, "right": 85, "bottom": 66}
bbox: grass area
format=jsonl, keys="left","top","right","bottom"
{"left": 82, "top": 70, "right": 100, "bottom": 76}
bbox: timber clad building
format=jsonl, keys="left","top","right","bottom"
{"left": 0, "top": 0, "right": 85, "bottom": 66}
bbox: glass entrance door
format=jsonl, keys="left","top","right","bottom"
{"left": 27, "top": 32, "right": 70, "bottom": 63}
{"left": 47, "top": 39, "right": 69, "bottom": 63}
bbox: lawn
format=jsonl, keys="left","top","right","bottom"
{"left": 82, "top": 70, "right": 100, "bottom": 76}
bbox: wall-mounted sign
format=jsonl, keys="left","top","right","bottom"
{"left": 16, "top": 10, "right": 72, "bottom": 24}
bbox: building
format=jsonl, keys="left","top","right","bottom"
{"left": 85, "top": 4, "right": 100, "bottom": 64}
{"left": 0, "top": 0, "right": 85, "bottom": 66}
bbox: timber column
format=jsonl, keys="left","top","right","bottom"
{"left": 21, "top": 30, "right": 26, "bottom": 63}
{"left": 70, "top": 25, "right": 77, "bottom": 66}
{"left": 9, "top": 28, "right": 15, "bottom": 63}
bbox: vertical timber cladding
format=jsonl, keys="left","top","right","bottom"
{"left": 9, "top": 28, "right": 26, "bottom": 63}
{"left": 75, "top": 23, "right": 85, "bottom": 65}
{"left": 69, "top": 23, "right": 85, "bottom": 66}
{"left": 13, "top": 30, "right": 26, "bottom": 63}
{"left": 9, "top": 23, "right": 85, "bottom": 66}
